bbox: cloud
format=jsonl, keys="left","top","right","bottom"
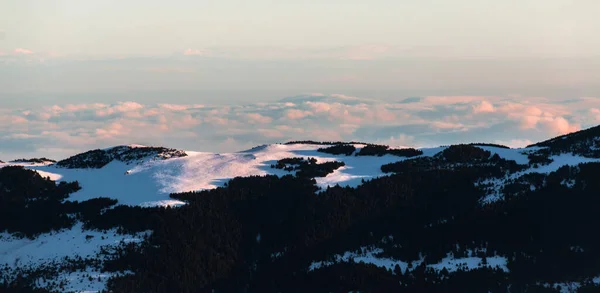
{"left": 495, "top": 139, "right": 534, "bottom": 148}
{"left": 247, "top": 113, "right": 273, "bottom": 124}
{"left": 1, "top": 93, "right": 598, "bottom": 160}
{"left": 424, "top": 96, "right": 488, "bottom": 105}
{"left": 306, "top": 101, "right": 332, "bottom": 113}
{"left": 159, "top": 104, "right": 204, "bottom": 111}
{"left": 183, "top": 48, "right": 208, "bottom": 56}
{"left": 384, "top": 134, "right": 416, "bottom": 148}
{"left": 96, "top": 102, "right": 144, "bottom": 117}
{"left": 431, "top": 121, "right": 466, "bottom": 130}
{"left": 285, "top": 109, "right": 312, "bottom": 120}
{"left": 14, "top": 48, "right": 34, "bottom": 55}
{"left": 542, "top": 116, "right": 580, "bottom": 135}
{"left": 591, "top": 108, "right": 600, "bottom": 121}
{"left": 172, "top": 115, "right": 202, "bottom": 129}
{"left": 473, "top": 101, "right": 496, "bottom": 113}
{"left": 96, "top": 122, "right": 129, "bottom": 139}
{"left": 11, "top": 116, "right": 28, "bottom": 124}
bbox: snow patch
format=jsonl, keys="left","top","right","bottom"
{"left": 308, "top": 247, "right": 508, "bottom": 274}
{"left": 0, "top": 223, "right": 149, "bottom": 293}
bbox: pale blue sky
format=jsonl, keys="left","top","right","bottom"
{"left": 2, "top": 0, "right": 599, "bottom": 104}
{"left": 2, "top": 0, "right": 599, "bottom": 57}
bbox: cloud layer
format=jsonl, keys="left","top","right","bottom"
{"left": 0, "top": 94, "right": 598, "bottom": 160}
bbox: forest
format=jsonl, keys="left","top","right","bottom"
{"left": 56, "top": 146, "right": 187, "bottom": 169}
{"left": 3, "top": 128, "right": 600, "bottom": 292}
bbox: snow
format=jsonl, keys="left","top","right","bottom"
{"left": 521, "top": 153, "right": 600, "bottom": 174}
{"left": 419, "top": 146, "right": 447, "bottom": 157}
{"left": 0, "top": 223, "right": 148, "bottom": 271}
{"left": 308, "top": 246, "right": 508, "bottom": 274}
{"left": 545, "top": 281, "right": 581, "bottom": 293}
{"left": 3, "top": 143, "right": 599, "bottom": 208}
{"left": 477, "top": 146, "right": 530, "bottom": 165}
{"left": 478, "top": 152, "right": 600, "bottom": 204}
{"left": 540, "top": 275, "right": 600, "bottom": 293}
{"left": 0, "top": 144, "right": 445, "bottom": 207}
{"left": 28, "top": 160, "right": 187, "bottom": 207}
{"left": 308, "top": 247, "right": 419, "bottom": 273}
{"left": 0, "top": 223, "right": 149, "bottom": 293}
{"left": 35, "top": 269, "right": 132, "bottom": 293}
{"left": 428, "top": 252, "right": 508, "bottom": 273}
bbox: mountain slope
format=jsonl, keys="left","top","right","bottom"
{"left": 528, "top": 124, "right": 600, "bottom": 157}
{"left": 2, "top": 125, "right": 600, "bottom": 293}
{"left": 8, "top": 144, "right": 446, "bottom": 207}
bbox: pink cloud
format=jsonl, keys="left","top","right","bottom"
{"left": 424, "top": 96, "right": 487, "bottom": 105}
{"left": 143, "top": 108, "right": 162, "bottom": 117}
{"left": 247, "top": 113, "right": 273, "bottom": 124}
{"left": 96, "top": 102, "right": 144, "bottom": 117}
{"left": 496, "top": 139, "right": 534, "bottom": 148}
{"left": 11, "top": 116, "right": 28, "bottom": 124}
{"left": 171, "top": 114, "right": 202, "bottom": 129}
{"left": 7, "top": 133, "right": 39, "bottom": 139}
{"left": 384, "top": 134, "right": 416, "bottom": 148}
{"left": 520, "top": 116, "right": 540, "bottom": 129}
{"left": 524, "top": 106, "right": 543, "bottom": 116}
{"left": 371, "top": 105, "right": 396, "bottom": 122}
{"left": 431, "top": 121, "right": 466, "bottom": 130}
{"left": 96, "top": 122, "right": 129, "bottom": 138}
{"left": 113, "top": 102, "right": 143, "bottom": 112}
{"left": 286, "top": 109, "right": 312, "bottom": 120}
{"left": 64, "top": 103, "right": 106, "bottom": 112}
{"left": 159, "top": 104, "right": 204, "bottom": 111}
{"left": 306, "top": 101, "right": 332, "bottom": 113}
{"left": 472, "top": 101, "right": 496, "bottom": 113}
{"left": 5, "top": 94, "right": 598, "bottom": 160}
{"left": 544, "top": 117, "right": 580, "bottom": 135}
{"left": 205, "top": 116, "right": 230, "bottom": 126}
{"left": 591, "top": 108, "right": 600, "bottom": 121}
{"left": 14, "top": 48, "right": 34, "bottom": 55}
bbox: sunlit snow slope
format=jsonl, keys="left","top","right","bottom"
{"left": 2, "top": 144, "right": 437, "bottom": 207}
{"left": 3, "top": 143, "right": 600, "bottom": 208}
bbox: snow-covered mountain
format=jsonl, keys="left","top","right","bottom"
{"left": 4, "top": 141, "right": 598, "bottom": 208}
{"left": 2, "top": 125, "right": 600, "bottom": 293}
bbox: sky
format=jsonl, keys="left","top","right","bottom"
{"left": 1, "top": 0, "right": 599, "bottom": 159}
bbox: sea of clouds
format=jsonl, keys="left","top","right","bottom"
{"left": 1, "top": 93, "right": 598, "bottom": 160}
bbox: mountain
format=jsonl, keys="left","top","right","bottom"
{"left": 2, "top": 126, "right": 600, "bottom": 293}
{"left": 527, "top": 124, "right": 600, "bottom": 158}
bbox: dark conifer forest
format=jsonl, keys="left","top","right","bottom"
{"left": 3, "top": 127, "right": 600, "bottom": 292}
